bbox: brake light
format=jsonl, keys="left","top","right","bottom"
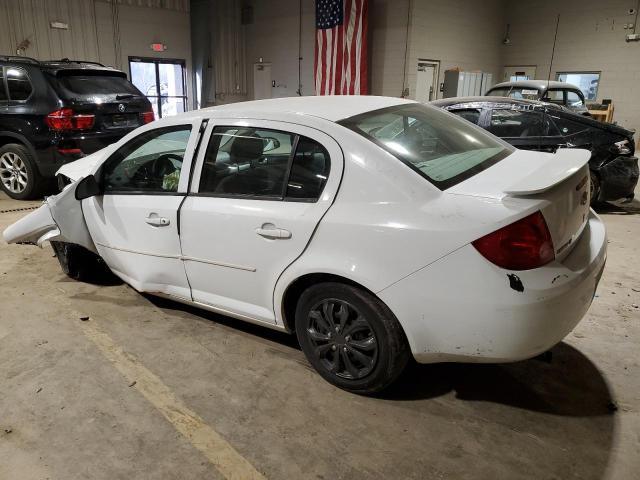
{"left": 46, "top": 108, "right": 95, "bottom": 131}
{"left": 141, "top": 110, "right": 155, "bottom": 124}
{"left": 472, "top": 211, "right": 555, "bottom": 270}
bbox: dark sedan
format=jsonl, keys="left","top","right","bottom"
{"left": 432, "top": 96, "right": 638, "bottom": 204}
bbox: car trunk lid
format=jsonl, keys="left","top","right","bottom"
{"left": 448, "top": 148, "right": 592, "bottom": 260}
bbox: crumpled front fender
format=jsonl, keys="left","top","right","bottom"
{"left": 3, "top": 181, "right": 96, "bottom": 253}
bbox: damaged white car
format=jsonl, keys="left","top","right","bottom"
{"left": 4, "top": 97, "right": 607, "bottom": 394}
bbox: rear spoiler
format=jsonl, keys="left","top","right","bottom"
{"left": 504, "top": 148, "right": 590, "bottom": 195}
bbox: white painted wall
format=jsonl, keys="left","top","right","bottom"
{"left": 503, "top": 0, "right": 640, "bottom": 132}
{"left": 244, "top": 0, "right": 316, "bottom": 100}
{"left": 0, "top": 0, "right": 192, "bottom": 109}
{"left": 370, "top": 0, "right": 505, "bottom": 99}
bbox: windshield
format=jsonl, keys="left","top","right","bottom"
{"left": 340, "top": 104, "right": 513, "bottom": 189}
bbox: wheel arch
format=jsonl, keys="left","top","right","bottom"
{"left": 279, "top": 272, "right": 385, "bottom": 333}
{"left": 0, "top": 131, "right": 37, "bottom": 158}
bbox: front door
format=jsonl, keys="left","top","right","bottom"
{"left": 180, "top": 120, "right": 343, "bottom": 324}
{"left": 82, "top": 122, "right": 201, "bottom": 300}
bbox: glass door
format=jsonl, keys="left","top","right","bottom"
{"left": 129, "top": 57, "right": 187, "bottom": 119}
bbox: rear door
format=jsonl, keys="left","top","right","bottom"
{"left": 180, "top": 119, "right": 343, "bottom": 324}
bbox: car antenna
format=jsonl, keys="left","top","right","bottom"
{"left": 547, "top": 14, "right": 560, "bottom": 90}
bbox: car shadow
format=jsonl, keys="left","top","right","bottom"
{"left": 147, "top": 294, "right": 613, "bottom": 416}
{"left": 381, "top": 343, "right": 614, "bottom": 415}
{"left": 146, "top": 294, "right": 615, "bottom": 478}
{"left": 594, "top": 199, "right": 640, "bottom": 215}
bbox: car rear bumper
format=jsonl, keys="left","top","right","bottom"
{"left": 378, "top": 210, "right": 607, "bottom": 364}
{"left": 596, "top": 155, "right": 639, "bottom": 201}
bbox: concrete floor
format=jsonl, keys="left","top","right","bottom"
{"left": 0, "top": 191, "right": 639, "bottom": 480}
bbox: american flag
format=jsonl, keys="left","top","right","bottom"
{"left": 315, "top": 0, "right": 368, "bottom": 95}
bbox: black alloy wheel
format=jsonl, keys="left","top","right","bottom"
{"left": 295, "top": 282, "right": 410, "bottom": 394}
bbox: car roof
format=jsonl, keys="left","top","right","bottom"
{"left": 488, "top": 80, "right": 580, "bottom": 91}
{"left": 178, "top": 96, "right": 416, "bottom": 123}
{"left": 430, "top": 96, "right": 561, "bottom": 110}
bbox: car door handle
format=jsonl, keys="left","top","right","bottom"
{"left": 255, "top": 227, "right": 291, "bottom": 239}
{"left": 145, "top": 215, "right": 170, "bottom": 227}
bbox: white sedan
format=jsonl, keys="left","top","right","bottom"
{"left": 4, "top": 96, "right": 607, "bottom": 394}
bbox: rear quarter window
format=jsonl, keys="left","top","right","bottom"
{"left": 6, "top": 67, "right": 32, "bottom": 101}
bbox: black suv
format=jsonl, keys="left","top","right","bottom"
{"left": 0, "top": 56, "right": 153, "bottom": 199}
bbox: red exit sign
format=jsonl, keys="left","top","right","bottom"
{"left": 151, "top": 43, "right": 167, "bottom": 52}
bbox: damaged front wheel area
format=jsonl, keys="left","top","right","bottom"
{"left": 50, "top": 241, "right": 116, "bottom": 283}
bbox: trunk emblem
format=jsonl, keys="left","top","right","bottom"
{"left": 118, "top": 103, "right": 126, "bottom": 112}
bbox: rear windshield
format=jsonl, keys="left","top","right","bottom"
{"left": 489, "top": 86, "right": 541, "bottom": 100}
{"left": 339, "top": 104, "right": 513, "bottom": 190}
{"left": 56, "top": 73, "right": 142, "bottom": 96}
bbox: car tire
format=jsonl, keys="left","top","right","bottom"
{"left": 295, "top": 282, "right": 410, "bottom": 394}
{"left": 50, "top": 241, "right": 111, "bottom": 282}
{"left": 589, "top": 172, "right": 601, "bottom": 206}
{"left": 0, "top": 143, "right": 43, "bottom": 200}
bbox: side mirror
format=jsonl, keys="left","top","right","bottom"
{"left": 75, "top": 175, "right": 102, "bottom": 200}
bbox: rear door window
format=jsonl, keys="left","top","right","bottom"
{"left": 550, "top": 115, "right": 589, "bottom": 136}
{"left": 449, "top": 109, "right": 481, "bottom": 125}
{"left": 488, "top": 109, "right": 545, "bottom": 137}
{"left": 567, "top": 90, "right": 585, "bottom": 108}
{"left": 199, "top": 127, "right": 294, "bottom": 198}
{"left": 6, "top": 67, "right": 32, "bottom": 101}
{"left": 542, "top": 89, "right": 564, "bottom": 105}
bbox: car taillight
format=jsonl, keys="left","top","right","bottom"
{"left": 46, "top": 108, "right": 95, "bottom": 131}
{"left": 472, "top": 211, "right": 555, "bottom": 270}
{"left": 140, "top": 110, "right": 155, "bottom": 124}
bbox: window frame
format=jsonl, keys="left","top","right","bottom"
{"left": 4, "top": 65, "right": 33, "bottom": 103}
{"left": 193, "top": 125, "right": 331, "bottom": 203}
{"left": 556, "top": 71, "right": 601, "bottom": 101}
{"left": 100, "top": 124, "right": 194, "bottom": 196}
{"left": 129, "top": 56, "right": 188, "bottom": 119}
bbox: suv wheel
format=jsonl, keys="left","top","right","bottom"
{"left": 0, "top": 144, "right": 42, "bottom": 200}
{"left": 295, "top": 282, "right": 410, "bottom": 394}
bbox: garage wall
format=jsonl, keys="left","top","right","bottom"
{"left": 0, "top": 0, "right": 192, "bottom": 108}
{"left": 245, "top": 0, "right": 316, "bottom": 100}
{"left": 503, "top": 0, "right": 640, "bottom": 133}
{"left": 370, "top": 0, "right": 506, "bottom": 99}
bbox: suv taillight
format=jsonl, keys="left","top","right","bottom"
{"left": 472, "top": 211, "right": 555, "bottom": 270}
{"left": 46, "top": 108, "right": 95, "bottom": 131}
{"left": 140, "top": 110, "right": 155, "bottom": 124}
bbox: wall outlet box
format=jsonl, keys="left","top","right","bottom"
{"left": 626, "top": 33, "right": 640, "bottom": 41}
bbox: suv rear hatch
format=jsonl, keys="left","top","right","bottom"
{"left": 448, "top": 148, "right": 591, "bottom": 261}
{"left": 48, "top": 69, "right": 153, "bottom": 133}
